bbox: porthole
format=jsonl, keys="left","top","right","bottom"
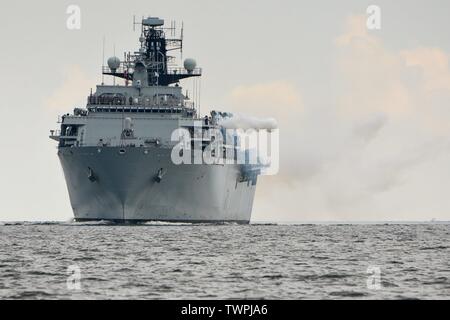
{"left": 119, "top": 149, "right": 126, "bottom": 155}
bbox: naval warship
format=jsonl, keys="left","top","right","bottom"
{"left": 50, "top": 17, "right": 265, "bottom": 223}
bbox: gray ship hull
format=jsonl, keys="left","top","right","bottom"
{"left": 58, "top": 147, "right": 256, "bottom": 223}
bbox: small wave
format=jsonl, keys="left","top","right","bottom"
{"left": 218, "top": 221, "right": 242, "bottom": 226}
{"left": 329, "top": 291, "right": 368, "bottom": 298}
{"left": 321, "top": 273, "right": 351, "bottom": 279}
{"left": 0, "top": 220, "right": 247, "bottom": 227}
{"left": 143, "top": 220, "right": 242, "bottom": 226}
{"left": 1, "top": 221, "right": 64, "bottom": 226}
{"left": 394, "top": 295, "right": 420, "bottom": 300}
{"left": 422, "top": 277, "right": 448, "bottom": 285}
{"left": 419, "top": 246, "right": 448, "bottom": 250}
{"left": 143, "top": 221, "right": 195, "bottom": 226}
{"left": 73, "top": 256, "right": 96, "bottom": 262}
{"left": 65, "top": 220, "right": 118, "bottom": 226}
{"left": 24, "top": 221, "right": 64, "bottom": 226}
{"left": 262, "top": 274, "right": 284, "bottom": 280}
{"left": 388, "top": 260, "right": 404, "bottom": 265}
{"left": 2, "top": 222, "right": 25, "bottom": 226}
{"left": 250, "top": 222, "right": 279, "bottom": 226}
{"left": 26, "top": 270, "right": 60, "bottom": 276}
{"left": 311, "top": 255, "right": 330, "bottom": 260}
{"left": 8, "top": 291, "right": 54, "bottom": 299}
{"left": 381, "top": 281, "right": 399, "bottom": 287}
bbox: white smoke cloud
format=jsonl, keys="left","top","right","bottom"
{"left": 352, "top": 113, "right": 388, "bottom": 143}
{"left": 228, "top": 15, "right": 450, "bottom": 222}
{"left": 217, "top": 113, "right": 278, "bottom": 130}
{"left": 43, "top": 65, "right": 98, "bottom": 113}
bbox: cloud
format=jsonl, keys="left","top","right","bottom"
{"left": 334, "top": 16, "right": 412, "bottom": 118}
{"left": 43, "top": 65, "right": 97, "bottom": 112}
{"left": 226, "top": 80, "right": 306, "bottom": 180}
{"left": 335, "top": 15, "right": 450, "bottom": 125}
{"left": 234, "top": 15, "right": 450, "bottom": 221}
{"left": 352, "top": 113, "right": 388, "bottom": 143}
{"left": 229, "top": 81, "right": 303, "bottom": 119}
{"left": 401, "top": 47, "right": 450, "bottom": 92}
{"left": 217, "top": 113, "right": 278, "bottom": 130}
{"left": 334, "top": 15, "right": 374, "bottom": 47}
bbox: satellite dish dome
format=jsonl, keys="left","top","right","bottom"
{"left": 184, "top": 58, "right": 197, "bottom": 73}
{"left": 107, "top": 56, "right": 121, "bottom": 72}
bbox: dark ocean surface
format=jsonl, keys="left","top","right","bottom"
{"left": 0, "top": 222, "right": 448, "bottom": 299}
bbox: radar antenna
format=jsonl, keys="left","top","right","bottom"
{"left": 103, "top": 16, "right": 201, "bottom": 86}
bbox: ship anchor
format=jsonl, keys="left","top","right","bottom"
{"left": 155, "top": 168, "right": 166, "bottom": 183}
{"left": 87, "top": 167, "right": 97, "bottom": 182}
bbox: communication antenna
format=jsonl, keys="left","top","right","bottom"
{"left": 113, "top": 44, "right": 116, "bottom": 86}
{"left": 133, "top": 15, "right": 138, "bottom": 31}
{"left": 133, "top": 15, "right": 143, "bottom": 32}
{"left": 124, "top": 52, "right": 129, "bottom": 86}
{"left": 170, "top": 20, "right": 175, "bottom": 37}
{"left": 198, "top": 77, "right": 201, "bottom": 117}
{"left": 180, "top": 21, "right": 184, "bottom": 61}
{"left": 102, "top": 36, "right": 105, "bottom": 85}
{"left": 192, "top": 77, "right": 196, "bottom": 112}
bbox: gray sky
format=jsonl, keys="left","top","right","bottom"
{"left": 1, "top": 0, "right": 450, "bottom": 221}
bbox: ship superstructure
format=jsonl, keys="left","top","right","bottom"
{"left": 50, "top": 17, "right": 260, "bottom": 223}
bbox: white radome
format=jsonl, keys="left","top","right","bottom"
{"left": 183, "top": 58, "right": 197, "bottom": 72}
{"left": 124, "top": 117, "right": 133, "bottom": 130}
{"left": 107, "top": 56, "right": 121, "bottom": 71}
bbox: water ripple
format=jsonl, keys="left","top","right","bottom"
{"left": 0, "top": 223, "right": 448, "bottom": 299}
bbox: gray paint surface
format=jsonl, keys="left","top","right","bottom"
{"left": 59, "top": 146, "right": 256, "bottom": 223}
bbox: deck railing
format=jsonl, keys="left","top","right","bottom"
{"left": 101, "top": 66, "right": 202, "bottom": 76}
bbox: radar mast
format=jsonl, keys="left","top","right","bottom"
{"left": 102, "top": 16, "right": 201, "bottom": 86}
